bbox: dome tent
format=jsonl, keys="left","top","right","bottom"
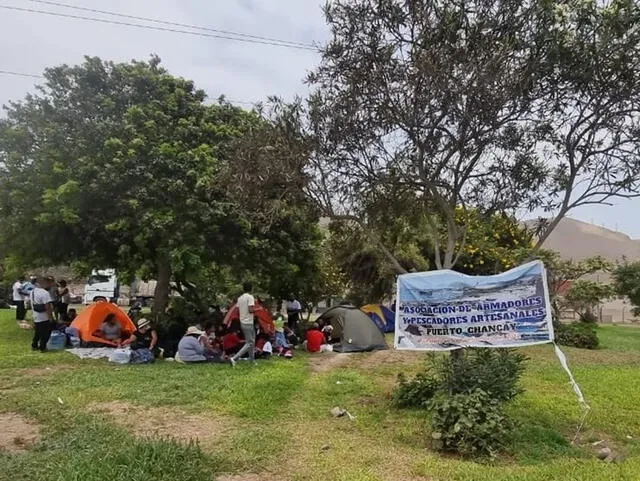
{"left": 70, "top": 301, "right": 136, "bottom": 346}
{"left": 318, "top": 305, "right": 388, "bottom": 353}
{"left": 361, "top": 304, "right": 396, "bottom": 333}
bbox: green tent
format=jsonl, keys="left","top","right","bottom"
{"left": 318, "top": 305, "right": 388, "bottom": 353}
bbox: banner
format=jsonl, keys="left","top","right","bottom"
{"left": 395, "top": 260, "right": 553, "bottom": 351}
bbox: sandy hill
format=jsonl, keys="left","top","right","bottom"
{"left": 538, "top": 217, "right": 640, "bottom": 261}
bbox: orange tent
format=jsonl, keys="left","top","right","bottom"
{"left": 70, "top": 301, "right": 136, "bottom": 346}
{"left": 223, "top": 301, "right": 275, "bottom": 336}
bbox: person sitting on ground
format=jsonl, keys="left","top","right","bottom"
{"left": 283, "top": 322, "right": 299, "bottom": 346}
{"left": 66, "top": 308, "right": 77, "bottom": 323}
{"left": 304, "top": 323, "right": 325, "bottom": 353}
{"left": 121, "top": 318, "right": 158, "bottom": 353}
{"left": 93, "top": 313, "right": 122, "bottom": 344}
{"left": 199, "top": 321, "right": 215, "bottom": 350}
{"left": 177, "top": 326, "right": 217, "bottom": 363}
{"left": 199, "top": 321, "right": 222, "bottom": 361}
{"left": 322, "top": 323, "right": 334, "bottom": 344}
{"left": 255, "top": 332, "right": 273, "bottom": 359}
{"left": 222, "top": 326, "right": 245, "bottom": 357}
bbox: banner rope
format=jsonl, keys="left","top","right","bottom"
{"left": 553, "top": 342, "right": 591, "bottom": 442}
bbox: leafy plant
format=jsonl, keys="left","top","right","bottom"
{"left": 613, "top": 261, "right": 640, "bottom": 316}
{"left": 392, "top": 372, "right": 440, "bottom": 409}
{"left": 430, "top": 388, "right": 512, "bottom": 458}
{"left": 563, "top": 279, "right": 614, "bottom": 320}
{"left": 439, "top": 349, "right": 527, "bottom": 403}
{"left": 393, "top": 349, "right": 526, "bottom": 457}
{"left": 555, "top": 322, "right": 599, "bottom": 350}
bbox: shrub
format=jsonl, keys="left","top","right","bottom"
{"left": 393, "top": 372, "right": 440, "bottom": 409}
{"left": 393, "top": 349, "right": 526, "bottom": 458}
{"left": 393, "top": 349, "right": 527, "bottom": 407}
{"left": 555, "top": 322, "right": 599, "bottom": 349}
{"left": 429, "top": 388, "right": 512, "bottom": 458}
{"left": 438, "top": 349, "right": 527, "bottom": 402}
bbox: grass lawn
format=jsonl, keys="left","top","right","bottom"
{"left": 1, "top": 310, "right": 639, "bottom": 481}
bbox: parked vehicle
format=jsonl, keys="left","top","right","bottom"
{"left": 84, "top": 269, "right": 119, "bottom": 304}
{"left": 83, "top": 269, "right": 156, "bottom": 305}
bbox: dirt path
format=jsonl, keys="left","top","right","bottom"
{"left": 0, "top": 412, "right": 41, "bottom": 453}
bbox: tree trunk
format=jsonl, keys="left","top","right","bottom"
{"left": 153, "top": 253, "right": 171, "bottom": 317}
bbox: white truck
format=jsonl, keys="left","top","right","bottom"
{"left": 83, "top": 269, "right": 156, "bottom": 305}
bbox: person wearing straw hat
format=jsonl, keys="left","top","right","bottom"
{"left": 177, "top": 326, "right": 209, "bottom": 363}
{"left": 121, "top": 318, "right": 159, "bottom": 356}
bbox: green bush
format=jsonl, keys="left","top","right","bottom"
{"left": 393, "top": 349, "right": 527, "bottom": 408}
{"left": 393, "top": 349, "right": 526, "bottom": 458}
{"left": 393, "top": 372, "right": 440, "bottom": 409}
{"left": 439, "top": 349, "right": 527, "bottom": 402}
{"left": 555, "top": 322, "right": 599, "bottom": 349}
{"left": 430, "top": 388, "right": 512, "bottom": 457}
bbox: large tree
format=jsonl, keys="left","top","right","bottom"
{"left": 307, "top": 0, "right": 547, "bottom": 271}
{"left": 531, "top": 0, "right": 640, "bottom": 246}
{"left": 0, "top": 56, "right": 254, "bottom": 313}
{"left": 306, "top": 0, "right": 640, "bottom": 274}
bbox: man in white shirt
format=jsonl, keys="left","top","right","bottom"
{"left": 12, "top": 276, "right": 27, "bottom": 323}
{"left": 286, "top": 295, "right": 302, "bottom": 332}
{"left": 230, "top": 282, "right": 256, "bottom": 366}
{"left": 30, "top": 277, "right": 54, "bottom": 352}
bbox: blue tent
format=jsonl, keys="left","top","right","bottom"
{"left": 361, "top": 304, "right": 395, "bottom": 333}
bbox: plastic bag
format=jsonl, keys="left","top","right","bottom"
{"left": 108, "top": 348, "right": 131, "bottom": 364}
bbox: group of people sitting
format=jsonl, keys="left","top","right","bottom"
{"left": 175, "top": 320, "right": 297, "bottom": 364}
{"left": 302, "top": 319, "right": 336, "bottom": 353}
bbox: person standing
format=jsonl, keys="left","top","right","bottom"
{"left": 22, "top": 276, "right": 36, "bottom": 310}
{"left": 230, "top": 282, "right": 256, "bottom": 367}
{"left": 30, "top": 277, "right": 54, "bottom": 352}
{"left": 12, "top": 276, "right": 27, "bottom": 324}
{"left": 56, "top": 280, "right": 71, "bottom": 323}
{"left": 286, "top": 295, "right": 302, "bottom": 333}
{"left": 47, "top": 276, "right": 59, "bottom": 322}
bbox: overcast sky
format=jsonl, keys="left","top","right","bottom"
{"left": 1, "top": 0, "right": 638, "bottom": 238}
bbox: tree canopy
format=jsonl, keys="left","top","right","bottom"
{"left": 306, "top": 0, "right": 640, "bottom": 273}
{"left": 0, "top": 57, "right": 321, "bottom": 313}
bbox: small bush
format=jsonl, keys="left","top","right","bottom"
{"left": 429, "top": 388, "right": 512, "bottom": 457}
{"left": 393, "top": 349, "right": 526, "bottom": 458}
{"left": 393, "top": 349, "right": 527, "bottom": 409}
{"left": 393, "top": 372, "right": 440, "bottom": 408}
{"left": 555, "top": 322, "right": 599, "bottom": 349}
{"left": 439, "top": 349, "right": 527, "bottom": 402}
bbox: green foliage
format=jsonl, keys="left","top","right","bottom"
{"left": 393, "top": 349, "right": 526, "bottom": 457}
{"left": 430, "top": 388, "right": 512, "bottom": 458}
{"left": 392, "top": 372, "right": 440, "bottom": 409}
{"left": 554, "top": 321, "right": 599, "bottom": 349}
{"left": 329, "top": 209, "right": 532, "bottom": 304}
{"left": 613, "top": 261, "right": 640, "bottom": 316}
{"left": 439, "top": 349, "right": 528, "bottom": 402}
{"left": 452, "top": 209, "right": 534, "bottom": 275}
{"left": 0, "top": 56, "right": 259, "bottom": 313}
{"left": 4, "top": 426, "right": 215, "bottom": 481}
{"left": 563, "top": 279, "right": 614, "bottom": 319}
{"left": 578, "top": 311, "right": 598, "bottom": 324}
{"left": 394, "top": 349, "right": 527, "bottom": 412}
